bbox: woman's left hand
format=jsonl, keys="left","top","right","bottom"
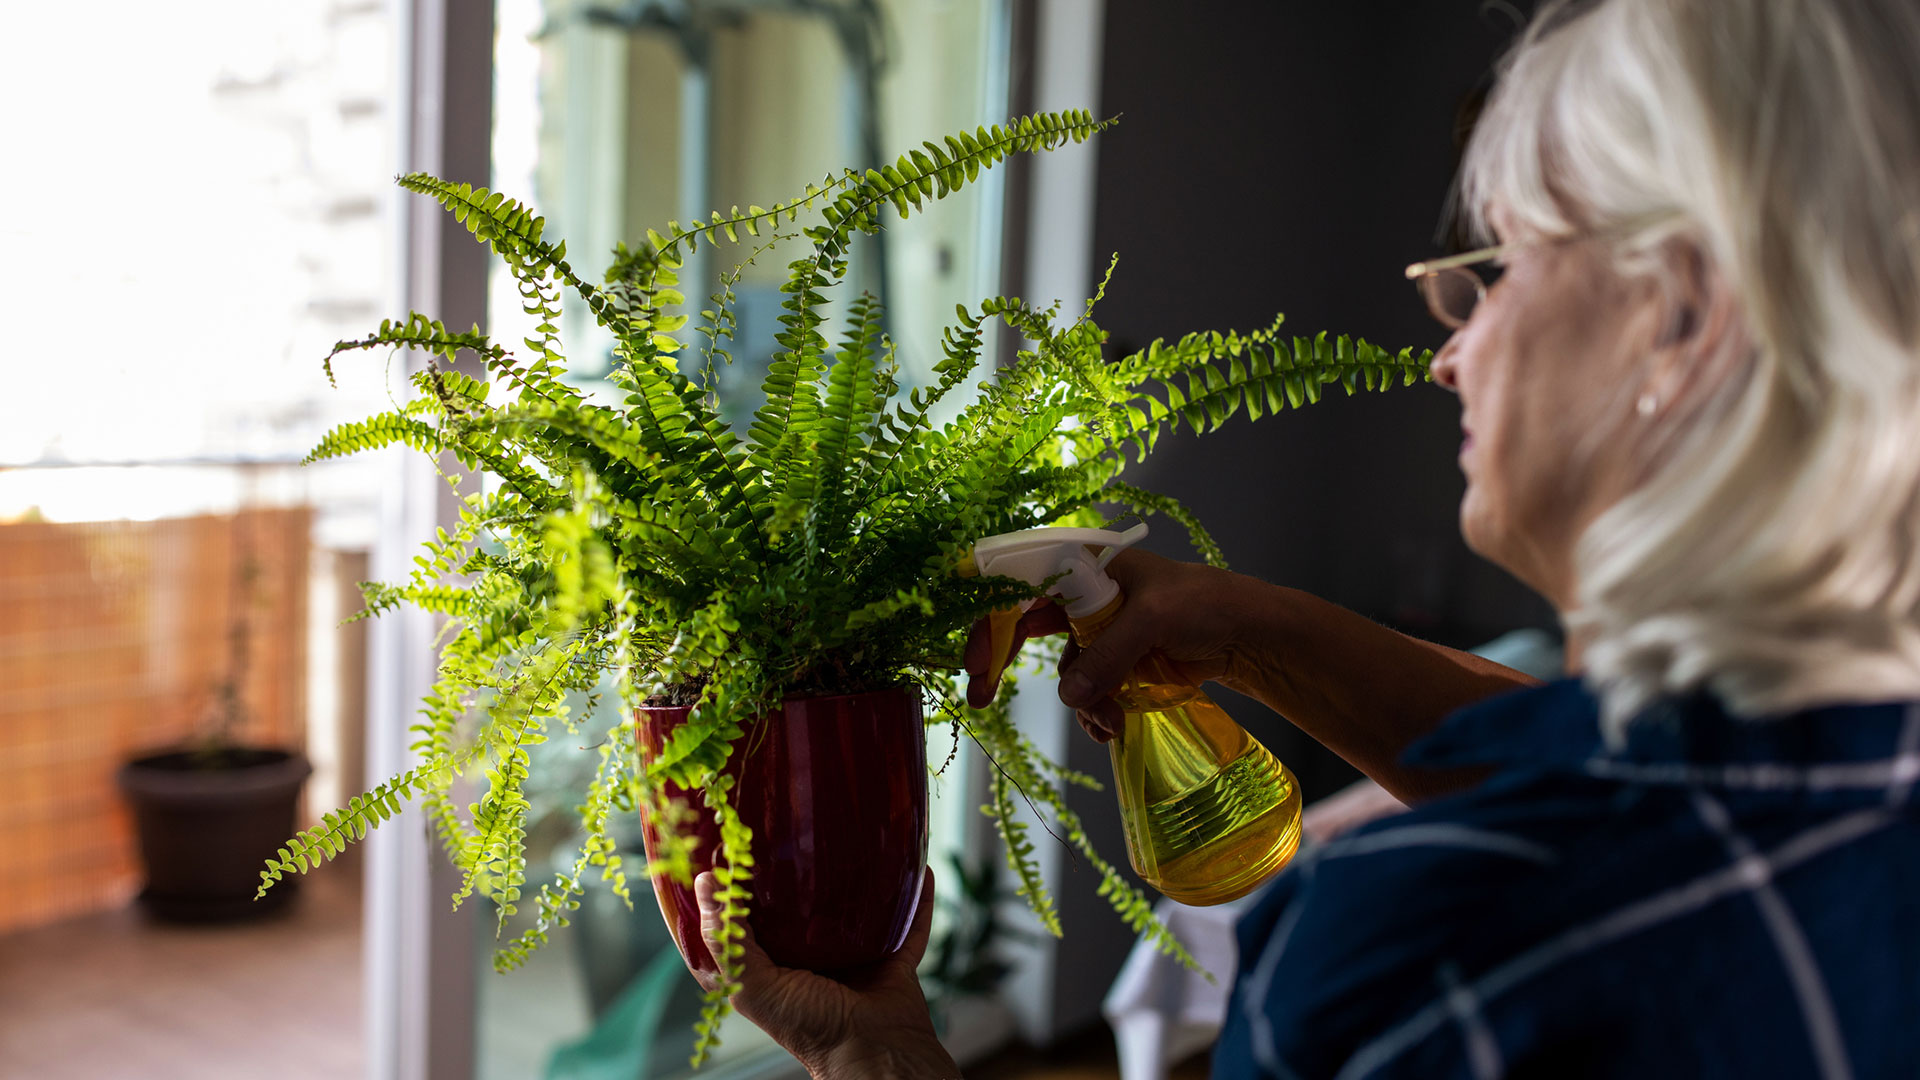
{"left": 693, "top": 868, "right": 959, "bottom": 1079}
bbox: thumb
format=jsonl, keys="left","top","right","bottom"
{"left": 1057, "top": 611, "right": 1154, "bottom": 709}
{"left": 891, "top": 867, "right": 938, "bottom": 970}
{"left": 695, "top": 870, "right": 775, "bottom": 991}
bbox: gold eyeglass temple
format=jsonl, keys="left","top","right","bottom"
{"left": 1403, "top": 242, "right": 1518, "bottom": 280}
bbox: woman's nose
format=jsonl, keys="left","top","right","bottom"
{"left": 1430, "top": 333, "right": 1464, "bottom": 393}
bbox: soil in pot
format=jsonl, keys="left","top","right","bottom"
{"left": 637, "top": 685, "right": 929, "bottom": 974}
{"left": 117, "top": 747, "right": 313, "bottom": 922}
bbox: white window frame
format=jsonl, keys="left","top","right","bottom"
{"left": 363, "top": 2, "right": 490, "bottom": 1079}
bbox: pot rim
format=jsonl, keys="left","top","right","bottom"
{"left": 118, "top": 748, "right": 314, "bottom": 806}
{"left": 637, "top": 682, "right": 920, "bottom": 714}
{"left": 123, "top": 745, "right": 302, "bottom": 769}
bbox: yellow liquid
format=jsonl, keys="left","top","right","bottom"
{"left": 1072, "top": 600, "right": 1303, "bottom": 906}
{"left": 1109, "top": 679, "right": 1301, "bottom": 905}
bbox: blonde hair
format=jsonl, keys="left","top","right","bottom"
{"left": 1459, "top": 0, "right": 1920, "bottom": 736}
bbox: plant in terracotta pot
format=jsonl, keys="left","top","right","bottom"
{"left": 256, "top": 110, "right": 1432, "bottom": 1061}
{"left": 119, "top": 508, "right": 313, "bottom": 921}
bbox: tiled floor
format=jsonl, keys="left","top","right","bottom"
{"left": 0, "top": 862, "right": 363, "bottom": 1080}
{"left": 0, "top": 864, "right": 1210, "bottom": 1080}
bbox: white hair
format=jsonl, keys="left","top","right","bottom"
{"left": 1459, "top": 0, "right": 1920, "bottom": 737}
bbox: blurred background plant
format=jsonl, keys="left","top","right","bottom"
{"left": 922, "top": 852, "right": 1041, "bottom": 1035}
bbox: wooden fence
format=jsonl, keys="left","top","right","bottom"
{"left": 0, "top": 509, "right": 310, "bottom": 933}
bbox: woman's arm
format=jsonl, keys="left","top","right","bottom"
{"left": 1210, "top": 580, "right": 1537, "bottom": 802}
{"left": 967, "top": 549, "right": 1540, "bottom": 804}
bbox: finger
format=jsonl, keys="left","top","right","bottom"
{"left": 892, "top": 867, "right": 939, "bottom": 969}
{"left": 1057, "top": 611, "right": 1156, "bottom": 709}
{"left": 1086, "top": 699, "right": 1124, "bottom": 737}
{"left": 963, "top": 610, "right": 1027, "bottom": 677}
{"left": 964, "top": 618, "right": 1006, "bottom": 708}
{"left": 963, "top": 618, "right": 991, "bottom": 677}
{"left": 968, "top": 641, "right": 1025, "bottom": 708}
{"left": 968, "top": 634, "right": 1025, "bottom": 708}
{"left": 1076, "top": 710, "right": 1113, "bottom": 744}
{"left": 968, "top": 605, "right": 1049, "bottom": 707}
{"left": 695, "top": 871, "right": 776, "bottom": 993}
{"left": 1014, "top": 601, "right": 1069, "bottom": 638}
{"left": 965, "top": 673, "right": 995, "bottom": 710}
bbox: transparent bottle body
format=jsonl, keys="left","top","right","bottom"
{"left": 1072, "top": 598, "right": 1302, "bottom": 906}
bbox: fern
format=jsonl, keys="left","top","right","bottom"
{"left": 691, "top": 774, "right": 755, "bottom": 1066}
{"left": 494, "top": 711, "right": 640, "bottom": 972}
{"left": 991, "top": 770, "right": 1057, "bottom": 934}
{"left": 306, "top": 410, "right": 443, "bottom": 464}
{"left": 1102, "top": 482, "right": 1227, "bottom": 568}
{"left": 278, "top": 110, "right": 1436, "bottom": 1063}
{"left": 256, "top": 755, "right": 459, "bottom": 897}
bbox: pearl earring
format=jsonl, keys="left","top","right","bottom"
{"left": 1636, "top": 392, "right": 1659, "bottom": 418}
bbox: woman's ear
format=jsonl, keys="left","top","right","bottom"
{"left": 1647, "top": 237, "right": 1750, "bottom": 408}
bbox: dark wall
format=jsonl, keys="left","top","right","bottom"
{"left": 1086, "top": 0, "right": 1557, "bottom": 791}
{"left": 1042, "top": 0, "right": 1556, "bottom": 1038}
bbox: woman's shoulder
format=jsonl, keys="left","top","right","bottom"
{"left": 1217, "top": 776, "right": 1602, "bottom": 1076}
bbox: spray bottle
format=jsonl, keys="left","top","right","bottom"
{"left": 960, "top": 524, "right": 1302, "bottom": 905}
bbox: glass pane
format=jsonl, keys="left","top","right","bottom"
{"left": 478, "top": 1, "right": 1012, "bottom": 1076}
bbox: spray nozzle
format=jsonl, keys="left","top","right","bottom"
{"left": 958, "top": 523, "right": 1150, "bottom": 693}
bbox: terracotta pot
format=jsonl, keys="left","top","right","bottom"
{"left": 116, "top": 747, "right": 312, "bottom": 921}
{"left": 636, "top": 685, "right": 929, "bottom": 974}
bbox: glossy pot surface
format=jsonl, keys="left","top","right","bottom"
{"left": 637, "top": 685, "right": 928, "bottom": 974}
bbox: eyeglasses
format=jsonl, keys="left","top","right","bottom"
{"left": 1404, "top": 243, "right": 1517, "bottom": 330}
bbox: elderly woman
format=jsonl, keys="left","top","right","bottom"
{"left": 689, "top": 0, "right": 1920, "bottom": 1075}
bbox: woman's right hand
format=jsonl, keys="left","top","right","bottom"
{"left": 967, "top": 548, "right": 1536, "bottom": 803}
{"left": 963, "top": 548, "right": 1253, "bottom": 743}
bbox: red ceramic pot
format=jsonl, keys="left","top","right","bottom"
{"left": 637, "top": 684, "right": 929, "bottom": 974}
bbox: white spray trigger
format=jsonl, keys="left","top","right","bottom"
{"left": 1097, "top": 523, "right": 1150, "bottom": 571}
{"left": 970, "top": 522, "right": 1151, "bottom": 618}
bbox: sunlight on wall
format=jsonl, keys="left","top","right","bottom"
{"left": 0, "top": 1, "right": 396, "bottom": 530}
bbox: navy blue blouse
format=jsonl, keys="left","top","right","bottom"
{"left": 1214, "top": 678, "right": 1920, "bottom": 1079}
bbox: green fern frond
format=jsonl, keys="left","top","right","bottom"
{"left": 493, "top": 712, "right": 645, "bottom": 973}
{"left": 415, "top": 365, "right": 491, "bottom": 413}
{"left": 805, "top": 292, "right": 887, "bottom": 558}
{"left": 744, "top": 252, "right": 836, "bottom": 517}
{"left": 656, "top": 176, "right": 856, "bottom": 260}
{"left": 397, "top": 174, "right": 607, "bottom": 323}
{"left": 352, "top": 580, "right": 474, "bottom": 621}
{"left": 1115, "top": 325, "right": 1433, "bottom": 453}
{"left": 1101, "top": 482, "right": 1227, "bottom": 568}
{"left": 988, "top": 771, "right": 1059, "bottom": 937}
{"left": 256, "top": 757, "right": 457, "bottom": 897}
{"left": 324, "top": 311, "right": 501, "bottom": 385}
{"left": 691, "top": 774, "right": 755, "bottom": 1067}
{"left": 306, "top": 412, "right": 443, "bottom": 464}
{"left": 644, "top": 650, "right": 760, "bottom": 789}
{"left": 813, "top": 111, "right": 1118, "bottom": 255}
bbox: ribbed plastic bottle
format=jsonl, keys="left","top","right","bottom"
{"left": 963, "top": 524, "right": 1302, "bottom": 905}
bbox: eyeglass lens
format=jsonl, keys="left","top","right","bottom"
{"left": 1420, "top": 267, "right": 1484, "bottom": 329}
